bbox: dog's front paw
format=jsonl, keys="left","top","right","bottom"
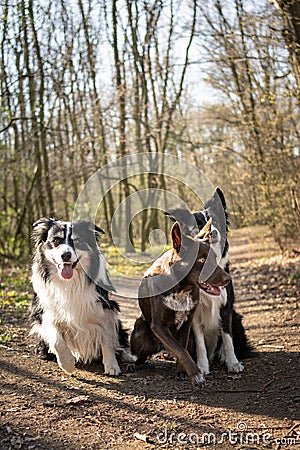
{"left": 227, "top": 362, "right": 244, "bottom": 373}
{"left": 198, "top": 363, "right": 210, "bottom": 375}
{"left": 104, "top": 364, "right": 121, "bottom": 376}
{"left": 58, "top": 355, "right": 76, "bottom": 374}
{"left": 176, "top": 371, "right": 189, "bottom": 381}
{"left": 120, "top": 349, "right": 137, "bottom": 363}
{"left": 192, "top": 372, "right": 206, "bottom": 386}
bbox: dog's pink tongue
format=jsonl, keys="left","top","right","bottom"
{"left": 60, "top": 264, "right": 73, "bottom": 280}
{"left": 208, "top": 285, "right": 221, "bottom": 296}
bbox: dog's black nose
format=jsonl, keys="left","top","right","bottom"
{"left": 61, "top": 252, "right": 72, "bottom": 262}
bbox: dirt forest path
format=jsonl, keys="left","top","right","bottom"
{"left": 0, "top": 226, "right": 299, "bottom": 449}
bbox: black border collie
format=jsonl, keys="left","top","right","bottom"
{"left": 166, "top": 188, "right": 251, "bottom": 377}
{"left": 30, "top": 218, "right": 135, "bottom": 376}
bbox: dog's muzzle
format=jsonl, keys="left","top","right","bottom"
{"left": 198, "top": 281, "right": 221, "bottom": 296}
{"left": 57, "top": 259, "right": 79, "bottom": 280}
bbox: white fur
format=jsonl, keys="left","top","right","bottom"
{"left": 193, "top": 245, "right": 243, "bottom": 374}
{"left": 31, "top": 260, "right": 134, "bottom": 376}
{"left": 163, "top": 291, "right": 198, "bottom": 331}
{"left": 192, "top": 288, "right": 226, "bottom": 374}
{"left": 163, "top": 291, "right": 195, "bottom": 312}
{"left": 219, "top": 331, "right": 244, "bottom": 373}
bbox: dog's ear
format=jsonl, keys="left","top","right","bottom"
{"left": 73, "top": 220, "right": 105, "bottom": 243}
{"left": 205, "top": 187, "right": 227, "bottom": 212}
{"left": 215, "top": 187, "right": 227, "bottom": 210}
{"left": 165, "top": 208, "right": 199, "bottom": 237}
{"left": 164, "top": 208, "right": 193, "bottom": 225}
{"left": 171, "top": 222, "right": 182, "bottom": 253}
{"left": 164, "top": 210, "right": 176, "bottom": 223}
{"left": 32, "top": 217, "right": 56, "bottom": 245}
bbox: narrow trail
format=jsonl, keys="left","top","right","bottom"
{"left": 0, "top": 226, "right": 299, "bottom": 449}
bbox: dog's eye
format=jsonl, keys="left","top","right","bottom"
{"left": 199, "top": 257, "right": 206, "bottom": 263}
{"left": 52, "top": 237, "right": 63, "bottom": 246}
{"left": 210, "top": 230, "right": 218, "bottom": 240}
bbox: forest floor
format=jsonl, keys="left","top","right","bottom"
{"left": 0, "top": 226, "right": 300, "bottom": 450}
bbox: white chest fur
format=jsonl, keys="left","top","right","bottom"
{"left": 163, "top": 291, "right": 198, "bottom": 330}
{"left": 194, "top": 287, "right": 227, "bottom": 332}
{"left": 31, "top": 265, "right": 116, "bottom": 363}
{"left": 32, "top": 265, "right": 103, "bottom": 325}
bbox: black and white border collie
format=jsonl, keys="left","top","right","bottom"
{"left": 167, "top": 188, "right": 251, "bottom": 377}
{"left": 30, "top": 218, "right": 135, "bottom": 376}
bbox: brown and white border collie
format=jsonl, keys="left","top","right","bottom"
{"left": 130, "top": 213, "right": 231, "bottom": 386}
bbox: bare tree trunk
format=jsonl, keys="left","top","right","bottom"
{"left": 272, "top": 0, "right": 300, "bottom": 90}
{"left": 21, "top": 0, "right": 45, "bottom": 218}
{"left": 78, "top": 0, "right": 114, "bottom": 237}
{"left": 28, "top": 0, "right": 54, "bottom": 215}
{"left": 112, "top": 0, "right": 134, "bottom": 252}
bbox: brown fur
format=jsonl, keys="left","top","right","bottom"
{"left": 130, "top": 221, "right": 231, "bottom": 385}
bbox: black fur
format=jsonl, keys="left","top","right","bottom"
{"left": 232, "top": 310, "right": 253, "bottom": 359}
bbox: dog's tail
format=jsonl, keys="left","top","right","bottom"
{"left": 232, "top": 310, "right": 254, "bottom": 359}
{"left": 130, "top": 315, "right": 163, "bottom": 362}
{"left": 117, "top": 320, "right": 137, "bottom": 363}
